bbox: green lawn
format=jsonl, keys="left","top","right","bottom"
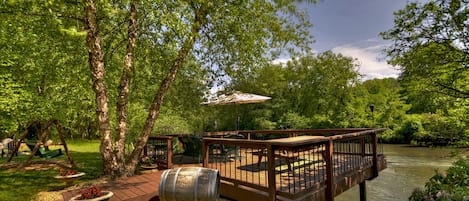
{"left": 0, "top": 140, "right": 103, "bottom": 201}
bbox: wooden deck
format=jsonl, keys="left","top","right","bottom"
{"left": 200, "top": 129, "right": 387, "bottom": 201}
{"left": 61, "top": 170, "right": 163, "bottom": 201}
{"left": 206, "top": 153, "right": 386, "bottom": 201}
{"left": 61, "top": 162, "right": 202, "bottom": 201}
{"left": 61, "top": 129, "right": 386, "bottom": 201}
{"left": 62, "top": 157, "right": 380, "bottom": 201}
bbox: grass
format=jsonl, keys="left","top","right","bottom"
{"left": 0, "top": 140, "right": 102, "bottom": 201}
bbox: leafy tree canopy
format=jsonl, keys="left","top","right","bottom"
{"left": 381, "top": 0, "right": 469, "bottom": 98}
{"left": 1, "top": 0, "right": 316, "bottom": 177}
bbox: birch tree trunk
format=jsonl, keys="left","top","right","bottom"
{"left": 115, "top": 0, "right": 138, "bottom": 178}
{"left": 83, "top": 0, "right": 116, "bottom": 176}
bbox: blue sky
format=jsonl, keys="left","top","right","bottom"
{"left": 279, "top": 0, "right": 424, "bottom": 80}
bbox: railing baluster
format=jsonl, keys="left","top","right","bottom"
{"left": 325, "top": 139, "right": 334, "bottom": 201}
{"left": 267, "top": 144, "right": 276, "bottom": 201}
{"left": 187, "top": 129, "right": 386, "bottom": 201}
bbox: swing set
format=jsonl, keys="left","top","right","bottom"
{"left": 7, "top": 120, "right": 75, "bottom": 168}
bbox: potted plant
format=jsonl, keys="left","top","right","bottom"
{"left": 69, "top": 185, "right": 113, "bottom": 201}
{"left": 140, "top": 156, "right": 157, "bottom": 169}
{"left": 55, "top": 168, "right": 86, "bottom": 185}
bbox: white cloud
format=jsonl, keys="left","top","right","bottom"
{"left": 271, "top": 58, "right": 291, "bottom": 65}
{"left": 331, "top": 44, "right": 400, "bottom": 80}
{"left": 271, "top": 42, "right": 399, "bottom": 80}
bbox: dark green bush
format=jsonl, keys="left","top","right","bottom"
{"left": 395, "top": 115, "right": 423, "bottom": 144}
{"left": 409, "top": 156, "right": 469, "bottom": 201}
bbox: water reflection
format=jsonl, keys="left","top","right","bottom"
{"left": 335, "top": 144, "right": 459, "bottom": 201}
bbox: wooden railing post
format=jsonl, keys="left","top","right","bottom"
{"left": 325, "top": 139, "right": 334, "bottom": 201}
{"left": 267, "top": 144, "right": 276, "bottom": 201}
{"left": 166, "top": 137, "right": 173, "bottom": 168}
{"left": 371, "top": 132, "right": 378, "bottom": 178}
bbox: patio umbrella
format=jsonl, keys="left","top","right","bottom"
{"left": 202, "top": 91, "right": 271, "bottom": 130}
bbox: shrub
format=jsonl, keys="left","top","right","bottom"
{"left": 252, "top": 118, "right": 277, "bottom": 130}
{"left": 409, "top": 156, "right": 469, "bottom": 201}
{"left": 380, "top": 129, "right": 404, "bottom": 144}
{"left": 395, "top": 115, "right": 423, "bottom": 144}
{"left": 278, "top": 112, "right": 312, "bottom": 129}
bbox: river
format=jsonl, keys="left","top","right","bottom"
{"left": 335, "top": 144, "right": 464, "bottom": 201}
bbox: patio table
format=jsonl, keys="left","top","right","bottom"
{"left": 252, "top": 136, "right": 326, "bottom": 171}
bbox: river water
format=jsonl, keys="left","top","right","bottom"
{"left": 335, "top": 144, "right": 463, "bottom": 201}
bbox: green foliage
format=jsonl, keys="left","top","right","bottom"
{"left": 381, "top": 0, "right": 469, "bottom": 145}
{"left": 397, "top": 115, "right": 423, "bottom": 144}
{"left": 221, "top": 52, "right": 414, "bottom": 133}
{"left": 0, "top": 0, "right": 95, "bottom": 138}
{"left": 278, "top": 112, "right": 312, "bottom": 129}
{"left": 409, "top": 156, "right": 469, "bottom": 201}
{"left": 418, "top": 111, "right": 468, "bottom": 145}
{"left": 382, "top": 0, "right": 469, "bottom": 98}
{"left": 0, "top": 72, "right": 31, "bottom": 134}
{"left": 383, "top": 106, "right": 469, "bottom": 145}
{"left": 252, "top": 118, "right": 277, "bottom": 130}
{"left": 154, "top": 113, "right": 192, "bottom": 135}
{"left": 228, "top": 51, "right": 367, "bottom": 130}
{"left": 0, "top": 0, "right": 315, "bottom": 144}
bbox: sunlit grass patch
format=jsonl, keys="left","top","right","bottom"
{"left": 0, "top": 139, "right": 102, "bottom": 201}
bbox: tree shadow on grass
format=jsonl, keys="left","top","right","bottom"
{"left": 0, "top": 151, "right": 103, "bottom": 201}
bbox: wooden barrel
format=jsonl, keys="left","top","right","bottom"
{"left": 159, "top": 167, "right": 220, "bottom": 201}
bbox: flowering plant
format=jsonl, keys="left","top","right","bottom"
{"left": 79, "top": 185, "right": 104, "bottom": 199}
{"left": 59, "top": 168, "right": 79, "bottom": 176}
{"left": 141, "top": 156, "right": 154, "bottom": 166}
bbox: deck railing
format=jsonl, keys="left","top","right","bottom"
{"left": 145, "top": 128, "right": 386, "bottom": 201}
{"left": 145, "top": 136, "right": 173, "bottom": 169}
{"left": 202, "top": 128, "right": 385, "bottom": 201}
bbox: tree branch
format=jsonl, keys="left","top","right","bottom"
{"left": 115, "top": 0, "right": 138, "bottom": 176}
{"left": 83, "top": 0, "right": 114, "bottom": 176}
{"left": 126, "top": 2, "right": 210, "bottom": 171}
{"left": 434, "top": 81, "right": 469, "bottom": 98}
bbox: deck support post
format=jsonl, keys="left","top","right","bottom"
{"left": 359, "top": 181, "right": 366, "bottom": 201}
{"left": 371, "top": 131, "right": 378, "bottom": 178}
{"left": 325, "top": 139, "right": 334, "bottom": 201}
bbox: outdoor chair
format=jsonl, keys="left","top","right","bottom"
{"left": 25, "top": 142, "right": 63, "bottom": 159}
{"left": 208, "top": 144, "right": 233, "bottom": 162}
{"left": 222, "top": 134, "right": 245, "bottom": 161}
